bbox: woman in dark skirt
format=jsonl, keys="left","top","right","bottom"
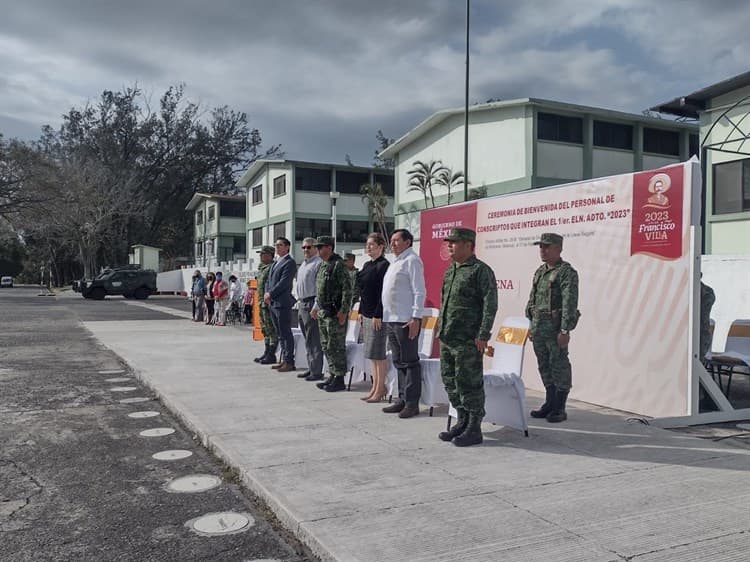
{"left": 357, "top": 232, "right": 390, "bottom": 402}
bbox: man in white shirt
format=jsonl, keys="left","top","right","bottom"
{"left": 295, "top": 237, "right": 324, "bottom": 381}
{"left": 381, "top": 229, "right": 426, "bottom": 418}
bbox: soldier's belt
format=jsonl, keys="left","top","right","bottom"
{"left": 533, "top": 310, "right": 560, "bottom": 318}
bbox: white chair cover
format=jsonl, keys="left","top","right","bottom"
{"left": 448, "top": 316, "right": 531, "bottom": 433}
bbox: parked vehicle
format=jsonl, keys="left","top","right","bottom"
{"left": 1, "top": 276, "right": 13, "bottom": 288}
{"left": 73, "top": 266, "right": 157, "bottom": 300}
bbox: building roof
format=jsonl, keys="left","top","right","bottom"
{"left": 235, "top": 158, "right": 393, "bottom": 188}
{"left": 184, "top": 192, "right": 245, "bottom": 211}
{"left": 651, "top": 71, "right": 750, "bottom": 119}
{"left": 379, "top": 97, "right": 697, "bottom": 159}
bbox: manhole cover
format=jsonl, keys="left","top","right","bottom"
{"left": 99, "top": 369, "right": 125, "bottom": 374}
{"left": 127, "top": 411, "right": 160, "bottom": 419}
{"left": 110, "top": 386, "right": 137, "bottom": 392}
{"left": 106, "top": 377, "right": 131, "bottom": 383}
{"left": 120, "top": 397, "right": 151, "bottom": 404}
{"left": 139, "top": 427, "right": 175, "bottom": 437}
{"left": 737, "top": 423, "right": 750, "bottom": 431}
{"left": 166, "top": 474, "right": 221, "bottom": 493}
{"left": 188, "top": 512, "right": 254, "bottom": 536}
{"left": 152, "top": 450, "right": 193, "bottom": 461}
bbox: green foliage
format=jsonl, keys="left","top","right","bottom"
{"left": 1, "top": 84, "right": 281, "bottom": 284}
{"left": 360, "top": 182, "right": 389, "bottom": 240}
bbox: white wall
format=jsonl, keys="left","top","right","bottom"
{"left": 701, "top": 254, "right": 750, "bottom": 352}
{"left": 268, "top": 165, "right": 292, "bottom": 218}
{"left": 537, "top": 141, "right": 584, "bottom": 179}
{"left": 219, "top": 216, "right": 246, "bottom": 235}
{"left": 643, "top": 154, "right": 679, "bottom": 170}
{"left": 592, "top": 148, "right": 635, "bottom": 177}
{"left": 396, "top": 106, "right": 528, "bottom": 206}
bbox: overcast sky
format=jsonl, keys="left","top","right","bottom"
{"left": 1, "top": 0, "right": 748, "bottom": 167}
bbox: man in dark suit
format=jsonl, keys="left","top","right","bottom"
{"left": 264, "top": 237, "right": 297, "bottom": 372}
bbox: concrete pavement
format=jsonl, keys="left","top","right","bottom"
{"left": 83, "top": 298, "right": 750, "bottom": 562}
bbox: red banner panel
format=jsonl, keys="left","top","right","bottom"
{"left": 630, "top": 167, "right": 684, "bottom": 260}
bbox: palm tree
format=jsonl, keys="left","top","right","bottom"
{"left": 435, "top": 168, "right": 467, "bottom": 204}
{"left": 360, "top": 182, "right": 389, "bottom": 239}
{"left": 406, "top": 160, "right": 446, "bottom": 208}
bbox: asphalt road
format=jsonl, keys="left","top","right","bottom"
{"left": 0, "top": 286, "right": 314, "bottom": 562}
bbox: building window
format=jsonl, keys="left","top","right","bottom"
{"left": 336, "top": 220, "right": 369, "bottom": 243}
{"left": 273, "top": 221, "right": 286, "bottom": 240}
{"left": 537, "top": 112, "right": 583, "bottom": 144}
{"left": 196, "top": 210, "right": 203, "bottom": 225}
{"left": 195, "top": 243, "right": 203, "bottom": 257}
{"left": 643, "top": 128, "right": 680, "bottom": 156}
{"left": 273, "top": 175, "right": 286, "bottom": 197}
{"left": 374, "top": 173, "right": 395, "bottom": 196}
{"left": 221, "top": 201, "right": 245, "bottom": 217}
{"left": 208, "top": 205, "right": 216, "bottom": 221}
{"left": 713, "top": 158, "right": 750, "bottom": 215}
{"left": 593, "top": 121, "right": 633, "bottom": 150}
{"left": 251, "top": 185, "right": 263, "bottom": 205}
{"left": 295, "top": 218, "right": 331, "bottom": 241}
{"left": 689, "top": 134, "right": 700, "bottom": 158}
{"left": 295, "top": 167, "right": 332, "bottom": 193}
{"left": 233, "top": 236, "right": 246, "bottom": 254}
{"left": 336, "top": 170, "right": 370, "bottom": 194}
{"left": 252, "top": 227, "right": 263, "bottom": 247}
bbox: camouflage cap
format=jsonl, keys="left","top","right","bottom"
{"left": 314, "top": 235, "right": 335, "bottom": 247}
{"left": 444, "top": 227, "right": 476, "bottom": 243}
{"left": 343, "top": 253, "right": 355, "bottom": 261}
{"left": 257, "top": 245, "right": 275, "bottom": 254}
{"left": 533, "top": 233, "right": 563, "bottom": 246}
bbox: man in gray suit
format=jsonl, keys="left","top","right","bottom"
{"left": 264, "top": 237, "right": 297, "bottom": 372}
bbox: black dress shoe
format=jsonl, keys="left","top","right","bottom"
{"left": 305, "top": 373, "right": 324, "bottom": 381}
{"left": 297, "top": 371, "right": 311, "bottom": 379}
{"left": 324, "top": 377, "right": 346, "bottom": 392}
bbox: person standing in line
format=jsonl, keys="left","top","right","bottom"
{"left": 311, "top": 236, "right": 352, "bottom": 393}
{"left": 213, "top": 271, "right": 229, "bottom": 326}
{"left": 254, "top": 246, "right": 278, "bottom": 364}
{"left": 191, "top": 270, "right": 205, "bottom": 322}
{"left": 436, "top": 228, "right": 497, "bottom": 447}
{"left": 296, "top": 237, "right": 325, "bottom": 382}
{"left": 243, "top": 280, "right": 254, "bottom": 325}
{"left": 381, "top": 228, "right": 425, "bottom": 419}
{"left": 357, "top": 233, "right": 390, "bottom": 402}
{"left": 344, "top": 252, "right": 360, "bottom": 307}
{"left": 204, "top": 272, "right": 216, "bottom": 325}
{"left": 525, "top": 233, "right": 579, "bottom": 423}
{"left": 264, "top": 237, "right": 297, "bottom": 372}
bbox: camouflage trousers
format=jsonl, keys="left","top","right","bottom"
{"left": 319, "top": 314, "right": 347, "bottom": 378}
{"left": 259, "top": 306, "right": 278, "bottom": 347}
{"left": 440, "top": 340, "right": 485, "bottom": 417}
{"left": 531, "top": 335, "right": 571, "bottom": 391}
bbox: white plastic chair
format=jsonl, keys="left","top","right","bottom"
{"left": 448, "top": 316, "right": 531, "bottom": 435}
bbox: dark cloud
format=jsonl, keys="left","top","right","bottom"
{"left": 0, "top": 0, "right": 747, "bottom": 165}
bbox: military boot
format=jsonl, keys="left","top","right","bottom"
{"left": 453, "top": 414, "right": 483, "bottom": 447}
{"left": 546, "top": 389, "right": 569, "bottom": 423}
{"left": 530, "top": 385, "right": 556, "bottom": 418}
{"left": 316, "top": 374, "right": 336, "bottom": 390}
{"left": 259, "top": 343, "right": 278, "bottom": 365}
{"left": 254, "top": 343, "right": 270, "bottom": 363}
{"left": 438, "top": 408, "right": 468, "bottom": 442}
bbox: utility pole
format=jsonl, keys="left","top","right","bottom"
{"left": 463, "top": 0, "right": 470, "bottom": 201}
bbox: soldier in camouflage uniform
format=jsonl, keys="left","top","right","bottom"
{"left": 344, "top": 253, "right": 360, "bottom": 307}
{"left": 311, "top": 236, "right": 352, "bottom": 393}
{"left": 253, "top": 246, "right": 279, "bottom": 365}
{"left": 436, "top": 228, "right": 498, "bottom": 447}
{"left": 700, "top": 279, "right": 716, "bottom": 361}
{"left": 525, "top": 233, "right": 579, "bottom": 423}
